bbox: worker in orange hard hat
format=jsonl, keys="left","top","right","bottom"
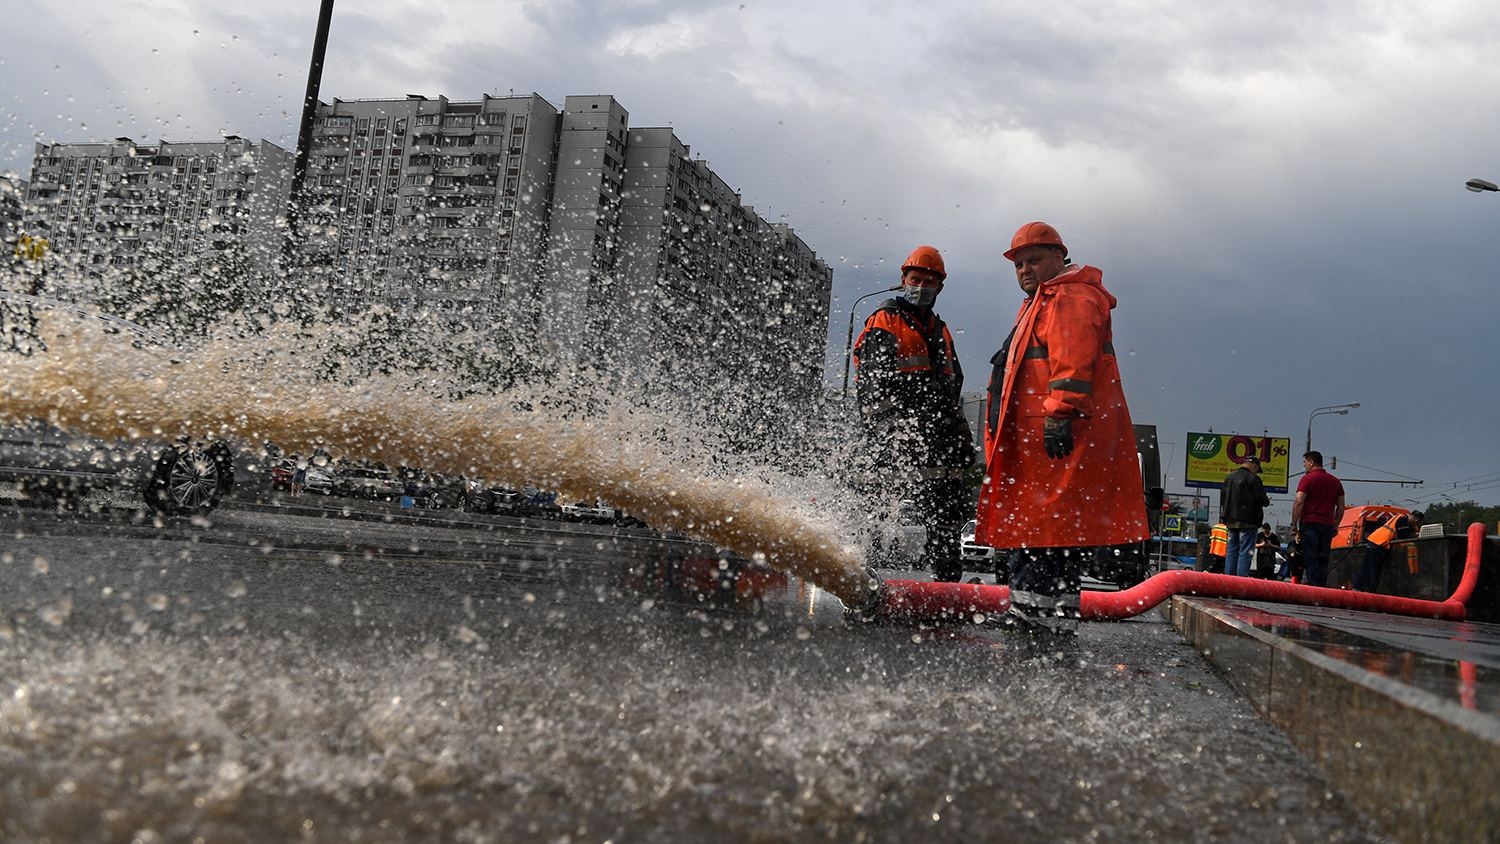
{"left": 851, "top": 245, "right": 975, "bottom": 583}
{"left": 977, "top": 222, "right": 1149, "bottom": 635}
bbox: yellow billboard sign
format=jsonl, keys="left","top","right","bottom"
{"left": 1184, "top": 432, "right": 1291, "bottom": 494}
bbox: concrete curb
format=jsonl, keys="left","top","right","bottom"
{"left": 1166, "top": 596, "right": 1500, "bottom": 842}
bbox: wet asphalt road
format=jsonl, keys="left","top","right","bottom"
{"left": 0, "top": 500, "right": 1389, "bottom": 842}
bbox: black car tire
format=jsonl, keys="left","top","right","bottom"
{"left": 143, "top": 444, "right": 223, "bottom": 515}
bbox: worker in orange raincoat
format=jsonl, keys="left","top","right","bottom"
{"left": 977, "top": 222, "right": 1149, "bottom": 635}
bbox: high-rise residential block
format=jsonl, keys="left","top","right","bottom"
{"left": 22, "top": 136, "right": 291, "bottom": 298}
{"left": 21, "top": 92, "right": 833, "bottom": 425}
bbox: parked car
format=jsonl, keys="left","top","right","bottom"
{"left": 0, "top": 422, "right": 235, "bottom": 515}
{"left": 0, "top": 292, "right": 236, "bottom": 515}
{"left": 960, "top": 519, "right": 1007, "bottom": 579}
{"left": 334, "top": 467, "right": 399, "bottom": 501}
{"left": 517, "top": 487, "right": 563, "bottom": 519}
{"left": 460, "top": 478, "right": 521, "bottom": 514}
{"left": 304, "top": 466, "right": 335, "bottom": 495}
{"left": 421, "top": 473, "right": 467, "bottom": 509}
{"left": 268, "top": 458, "right": 334, "bottom": 495}
{"left": 562, "top": 498, "right": 621, "bottom": 524}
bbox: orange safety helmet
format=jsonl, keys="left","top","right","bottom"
{"left": 1003, "top": 221, "right": 1068, "bottom": 262}
{"left": 901, "top": 245, "right": 946, "bottom": 281}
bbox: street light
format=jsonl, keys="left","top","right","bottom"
{"left": 840, "top": 285, "right": 900, "bottom": 396}
{"left": 1305, "top": 402, "right": 1360, "bottom": 456}
{"left": 1465, "top": 178, "right": 1499, "bottom": 193}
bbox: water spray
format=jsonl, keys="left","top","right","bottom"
{"left": 0, "top": 315, "right": 876, "bottom": 604}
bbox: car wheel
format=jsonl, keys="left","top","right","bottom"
{"left": 143, "top": 444, "right": 223, "bottom": 515}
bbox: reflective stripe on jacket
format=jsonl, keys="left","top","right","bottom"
{"left": 1210, "top": 523, "right": 1229, "bottom": 557}
{"left": 853, "top": 303, "right": 957, "bottom": 379}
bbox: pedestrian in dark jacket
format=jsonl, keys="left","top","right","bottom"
{"left": 1254, "top": 523, "right": 1281, "bottom": 579}
{"left": 1219, "top": 456, "right": 1270, "bottom": 577}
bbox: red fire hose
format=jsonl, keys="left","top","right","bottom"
{"left": 872, "top": 522, "right": 1486, "bottom": 624}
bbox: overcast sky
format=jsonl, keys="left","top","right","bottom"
{"left": 4, "top": 0, "right": 1499, "bottom": 522}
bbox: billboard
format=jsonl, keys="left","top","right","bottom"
{"left": 1184, "top": 432, "right": 1291, "bottom": 494}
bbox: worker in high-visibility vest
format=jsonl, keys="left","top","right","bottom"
{"left": 1203, "top": 522, "right": 1229, "bottom": 572}
{"left": 1353, "top": 510, "right": 1422, "bottom": 592}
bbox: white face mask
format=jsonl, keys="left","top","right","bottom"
{"left": 899, "top": 282, "right": 939, "bottom": 308}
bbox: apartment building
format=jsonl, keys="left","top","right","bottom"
{"left": 21, "top": 91, "right": 833, "bottom": 420}
{"left": 299, "top": 93, "right": 559, "bottom": 317}
{"left": 22, "top": 136, "right": 292, "bottom": 298}
{"left": 301, "top": 92, "right": 831, "bottom": 405}
{"left": 614, "top": 127, "right": 832, "bottom": 405}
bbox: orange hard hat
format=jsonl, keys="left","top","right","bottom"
{"left": 1003, "top": 221, "right": 1068, "bottom": 262}
{"left": 901, "top": 245, "right": 946, "bottom": 281}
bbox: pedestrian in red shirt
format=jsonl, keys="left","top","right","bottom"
{"left": 1290, "top": 451, "right": 1345, "bottom": 587}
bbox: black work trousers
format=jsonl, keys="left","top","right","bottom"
{"left": 914, "top": 475, "right": 967, "bottom": 582}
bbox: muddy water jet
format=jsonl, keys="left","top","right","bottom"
{"left": 0, "top": 315, "right": 875, "bottom": 603}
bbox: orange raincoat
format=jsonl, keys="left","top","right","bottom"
{"left": 977, "top": 264, "right": 1149, "bottom": 549}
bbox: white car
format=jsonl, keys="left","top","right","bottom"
{"left": 960, "top": 519, "right": 1005, "bottom": 576}
{"left": 562, "top": 498, "right": 620, "bottom": 524}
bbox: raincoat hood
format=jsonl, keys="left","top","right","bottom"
{"left": 1037, "top": 264, "right": 1117, "bottom": 310}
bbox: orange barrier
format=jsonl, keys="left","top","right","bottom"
{"left": 872, "top": 522, "right": 1486, "bottom": 624}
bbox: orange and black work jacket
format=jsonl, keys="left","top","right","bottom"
{"left": 852, "top": 298, "right": 972, "bottom": 471}
{"left": 976, "top": 264, "right": 1150, "bottom": 550}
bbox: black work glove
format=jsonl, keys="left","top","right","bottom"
{"left": 1043, "top": 416, "right": 1074, "bottom": 459}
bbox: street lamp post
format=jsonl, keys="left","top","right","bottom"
{"left": 1305, "top": 402, "right": 1360, "bottom": 456}
{"left": 841, "top": 285, "right": 900, "bottom": 396}
{"left": 284, "top": 0, "right": 338, "bottom": 257}
{"left": 1465, "top": 178, "right": 1499, "bottom": 193}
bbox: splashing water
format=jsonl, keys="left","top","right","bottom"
{"left": 0, "top": 312, "right": 874, "bottom": 604}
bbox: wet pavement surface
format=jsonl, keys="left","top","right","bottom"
{"left": 0, "top": 502, "right": 1392, "bottom": 842}
{"left": 1198, "top": 600, "right": 1500, "bottom": 715}
{"left": 1168, "top": 597, "right": 1500, "bottom": 842}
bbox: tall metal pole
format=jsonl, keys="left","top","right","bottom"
{"left": 283, "top": 0, "right": 336, "bottom": 256}
{"left": 841, "top": 285, "right": 900, "bottom": 396}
